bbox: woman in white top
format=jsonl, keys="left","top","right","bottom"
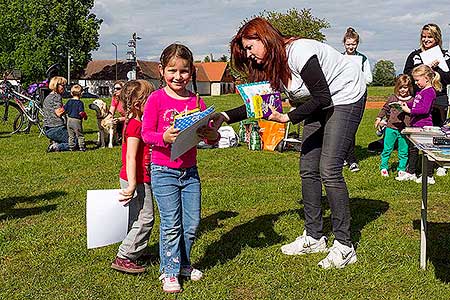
{"left": 213, "top": 17, "right": 367, "bottom": 269}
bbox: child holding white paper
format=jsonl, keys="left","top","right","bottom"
{"left": 375, "top": 74, "right": 412, "bottom": 178}
{"left": 141, "top": 43, "right": 219, "bottom": 293}
{"left": 111, "top": 80, "right": 155, "bottom": 274}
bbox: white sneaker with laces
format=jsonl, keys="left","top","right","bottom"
{"left": 281, "top": 230, "right": 328, "bottom": 255}
{"left": 415, "top": 176, "right": 435, "bottom": 185}
{"left": 436, "top": 167, "right": 447, "bottom": 177}
{"left": 180, "top": 266, "right": 203, "bottom": 281}
{"left": 380, "top": 169, "right": 389, "bottom": 177}
{"left": 318, "top": 240, "right": 357, "bottom": 269}
{"left": 159, "top": 274, "right": 181, "bottom": 293}
{"left": 395, "top": 171, "right": 410, "bottom": 181}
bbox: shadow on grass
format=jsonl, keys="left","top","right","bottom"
{"left": 139, "top": 210, "right": 240, "bottom": 266}
{"left": 413, "top": 220, "right": 450, "bottom": 283}
{"left": 197, "top": 198, "right": 388, "bottom": 270}
{"left": 0, "top": 191, "right": 65, "bottom": 221}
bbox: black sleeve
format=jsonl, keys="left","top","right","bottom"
{"left": 403, "top": 51, "right": 415, "bottom": 75}
{"left": 287, "top": 55, "right": 332, "bottom": 124}
{"left": 434, "top": 51, "right": 450, "bottom": 86}
{"left": 224, "top": 104, "right": 247, "bottom": 124}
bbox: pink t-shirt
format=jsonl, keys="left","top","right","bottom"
{"left": 111, "top": 96, "right": 125, "bottom": 117}
{"left": 141, "top": 88, "right": 207, "bottom": 169}
{"left": 119, "top": 118, "right": 151, "bottom": 183}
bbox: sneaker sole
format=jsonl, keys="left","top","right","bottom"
{"left": 111, "top": 263, "right": 145, "bottom": 274}
{"left": 281, "top": 245, "right": 328, "bottom": 255}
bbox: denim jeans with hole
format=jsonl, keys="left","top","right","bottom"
{"left": 151, "top": 164, "right": 201, "bottom": 277}
{"left": 300, "top": 93, "right": 366, "bottom": 247}
{"left": 44, "top": 125, "right": 70, "bottom": 151}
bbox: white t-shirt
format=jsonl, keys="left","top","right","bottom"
{"left": 286, "top": 39, "right": 366, "bottom": 107}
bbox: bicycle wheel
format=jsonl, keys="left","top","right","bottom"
{"left": 0, "top": 101, "right": 23, "bottom": 135}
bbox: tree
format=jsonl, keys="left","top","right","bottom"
{"left": 258, "top": 8, "right": 330, "bottom": 42}
{"left": 372, "top": 60, "right": 396, "bottom": 86}
{"left": 0, "top": 0, "right": 102, "bottom": 84}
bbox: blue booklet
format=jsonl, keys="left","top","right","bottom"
{"left": 174, "top": 105, "right": 215, "bottom": 131}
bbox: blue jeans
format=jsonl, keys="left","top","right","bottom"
{"left": 300, "top": 94, "right": 365, "bottom": 247}
{"left": 151, "top": 164, "right": 201, "bottom": 277}
{"left": 45, "top": 125, "right": 70, "bottom": 151}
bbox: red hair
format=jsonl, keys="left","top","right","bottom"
{"left": 230, "top": 17, "right": 293, "bottom": 91}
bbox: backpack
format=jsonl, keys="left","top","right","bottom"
{"left": 217, "top": 126, "right": 239, "bottom": 148}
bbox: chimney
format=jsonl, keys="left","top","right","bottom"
{"left": 209, "top": 53, "right": 213, "bottom": 62}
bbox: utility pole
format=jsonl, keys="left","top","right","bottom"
{"left": 112, "top": 42, "right": 118, "bottom": 81}
{"left": 67, "top": 50, "right": 71, "bottom": 85}
{"left": 127, "top": 32, "right": 141, "bottom": 80}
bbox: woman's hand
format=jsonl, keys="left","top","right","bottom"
{"left": 209, "top": 112, "right": 227, "bottom": 130}
{"left": 428, "top": 59, "right": 440, "bottom": 69}
{"left": 197, "top": 125, "right": 219, "bottom": 141}
{"left": 268, "top": 106, "right": 290, "bottom": 123}
{"left": 400, "top": 101, "right": 411, "bottom": 113}
{"left": 163, "top": 126, "right": 180, "bottom": 144}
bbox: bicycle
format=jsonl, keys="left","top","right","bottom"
{"left": 0, "top": 80, "right": 45, "bottom": 135}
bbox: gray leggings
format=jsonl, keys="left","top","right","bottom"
{"left": 300, "top": 94, "right": 365, "bottom": 247}
{"left": 117, "top": 178, "right": 154, "bottom": 261}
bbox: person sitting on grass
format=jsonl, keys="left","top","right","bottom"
{"left": 42, "top": 76, "right": 70, "bottom": 152}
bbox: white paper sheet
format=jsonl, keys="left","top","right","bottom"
{"left": 420, "top": 46, "right": 449, "bottom": 72}
{"left": 170, "top": 108, "right": 214, "bottom": 161}
{"left": 86, "top": 189, "right": 129, "bottom": 249}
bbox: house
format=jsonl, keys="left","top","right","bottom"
{"left": 76, "top": 60, "right": 234, "bottom": 97}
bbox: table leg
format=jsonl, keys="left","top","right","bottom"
{"left": 420, "top": 154, "right": 428, "bottom": 270}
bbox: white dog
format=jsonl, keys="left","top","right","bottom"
{"left": 88, "top": 99, "right": 117, "bottom": 148}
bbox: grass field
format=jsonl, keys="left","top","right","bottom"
{"left": 1, "top": 93, "right": 450, "bottom": 299}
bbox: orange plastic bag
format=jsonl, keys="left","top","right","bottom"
{"left": 258, "top": 120, "right": 286, "bottom": 151}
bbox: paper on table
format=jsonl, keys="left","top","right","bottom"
{"left": 170, "top": 107, "right": 215, "bottom": 161}
{"left": 419, "top": 46, "right": 449, "bottom": 72}
{"left": 86, "top": 189, "right": 129, "bottom": 249}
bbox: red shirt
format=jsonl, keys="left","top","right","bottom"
{"left": 111, "top": 96, "right": 125, "bottom": 117}
{"left": 119, "top": 118, "right": 151, "bottom": 183}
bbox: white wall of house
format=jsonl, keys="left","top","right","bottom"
{"left": 211, "top": 82, "right": 221, "bottom": 96}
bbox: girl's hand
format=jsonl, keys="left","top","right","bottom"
{"left": 197, "top": 125, "right": 219, "bottom": 141}
{"left": 163, "top": 126, "right": 180, "bottom": 144}
{"left": 268, "top": 106, "right": 290, "bottom": 123}
{"left": 400, "top": 101, "right": 411, "bottom": 113}
{"left": 118, "top": 187, "right": 135, "bottom": 205}
{"left": 374, "top": 118, "right": 381, "bottom": 128}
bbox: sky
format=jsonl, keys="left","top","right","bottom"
{"left": 91, "top": 0, "right": 450, "bottom": 74}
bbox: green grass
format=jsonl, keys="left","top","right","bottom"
{"left": 1, "top": 94, "right": 450, "bottom": 299}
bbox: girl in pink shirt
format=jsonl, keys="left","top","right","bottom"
{"left": 142, "top": 43, "right": 219, "bottom": 293}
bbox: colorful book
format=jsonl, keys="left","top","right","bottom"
{"left": 236, "top": 81, "right": 283, "bottom": 119}
{"left": 173, "top": 105, "right": 215, "bottom": 132}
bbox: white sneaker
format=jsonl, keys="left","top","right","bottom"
{"left": 159, "top": 274, "right": 181, "bottom": 293}
{"left": 180, "top": 266, "right": 203, "bottom": 281}
{"left": 281, "top": 230, "right": 328, "bottom": 255}
{"left": 415, "top": 176, "right": 435, "bottom": 185}
{"left": 380, "top": 169, "right": 389, "bottom": 177}
{"left": 395, "top": 171, "right": 410, "bottom": 181}
{"left": 436, "top": 167, "right": 447, "bottom": 177}
{"left": 318, "top": 240, "right": 357, "bottom": 269}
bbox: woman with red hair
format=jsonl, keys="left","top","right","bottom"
{"left": 213, "top": 17, "right": 367, "bottom": 269}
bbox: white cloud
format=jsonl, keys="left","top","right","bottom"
{"left": 91, "top": 0, "right": 450, "bottom": 75}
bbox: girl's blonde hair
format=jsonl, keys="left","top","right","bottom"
{"left": 394, "top": 74, "right": 413, "bottom": 96}
{"left": 343, "top": 27, "right": 359, "bottom": 44}
{"left": 420, "top": 23, "right": 442, "bottom": 51}
{"left": 120, "top": 79, "right": 155, "bottom": 123}
{"left": 48, "top": 76, "right": 67, "bottom": 92}
{"left": 412, "top": 64, "right": 442, "bottom": 92}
